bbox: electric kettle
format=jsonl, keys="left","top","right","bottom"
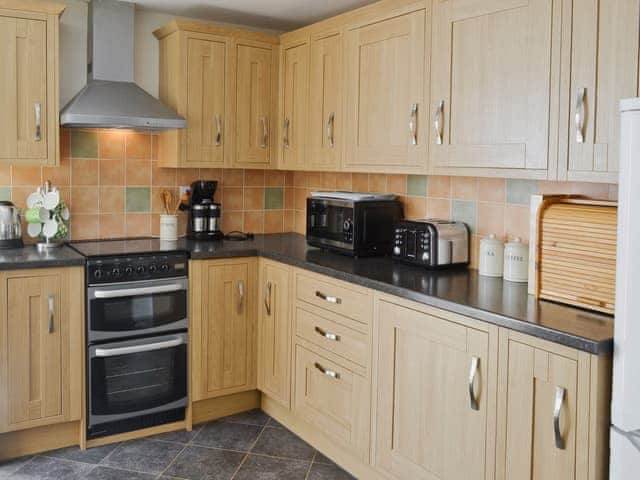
{"left": 0, "top": 201, "right": 24, "bottom": 249}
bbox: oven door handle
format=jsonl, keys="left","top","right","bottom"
{"left": 94, "top": 336, "right": 186, "bottom": 358}
{"left": 92, "top": 283, "right": 185, "bottom": 299}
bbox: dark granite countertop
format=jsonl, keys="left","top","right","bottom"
{"left": 0, "top": 244, "right": 86, "bottom": 270}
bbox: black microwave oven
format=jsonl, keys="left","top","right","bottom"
{"left": 306, "top": 192, "right": 403, "bottom": 256}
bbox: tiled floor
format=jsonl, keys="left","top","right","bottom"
{"left": 0, "top": 410, "right": 356, "bottom": 479}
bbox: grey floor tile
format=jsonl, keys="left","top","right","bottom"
{"left": 100, "top": 439, "right": 183, "bottom": 474}
{"left": 191, "top": 421, "right": 262, "bottom": 452}
{"left": 0, "top": 456, "right": 33, "bottom": 477}
{"left": 150, "top": 426, "right": 201, "bottom": 444}
{"left": 233, "top": 455, "right": 310, "bottom": 480}
{"left": 42, "top": 444, "right": 119, "bottom": 465}
{"left": 220, "top": 409, "right": 270, "bottom": 426}
{"left": 163, "top": 445, "right": 244, "bottom": 480}
{"left": 265, "top": 417, "right": 286, "bottom": 430}
{"left": 250, "top": 427, "right": 315, "bottom": 461}
{"left": 307, "top": 463, "right": 356, "bottom": 480}
{"left": 312, "top": 452, "right": 335, "bottom": 465}
{"left": 8, "top": 456, "right": 93, "bottom": 479}
{"left": 84, "top": 465, "right": 157, "bottom": 480}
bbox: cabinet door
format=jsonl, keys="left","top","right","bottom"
{"left": 185, "top": 36, "right": 227, "bottom": 167}
{"left": 0, "top": 268, "right": 83, "bottom": 433}
{"left": 280, "top": 42, "right": 309, "bottom": 169}
{"left": 0, "top": 16, "right": 47, "bottom": 162}
{"left": 191, "top": 259, "right": 257, "bottom": 400}
{"left": 374, "top": 299, "right": 491, "bottom": 479}
{"left": 564, "top": 0, "right": 640, "bottom": 183}
{"left": 308, "top": 32, "right": 342, "bottom": 171}
{"left": 497, "top": 336, "right": 580, "bottom": 480}
{"left": 257, "top": 260, "right": 292, "bottom": 409}
{"left": 344, "top": 7, "right": 427, "bottom": 172}
{"left": 430, "top": 0, "right": 558, "bottom": 177}
{"left": 235, "top": 44, "right": 275, "bottom": 167}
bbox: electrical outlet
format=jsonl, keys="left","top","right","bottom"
{"left": 179, "top": 185, "right": 190, "bottom": 197}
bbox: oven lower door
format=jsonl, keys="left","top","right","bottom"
{"left": 88, "top": 332, "right": 188, "bottom": 439}
{"left": 88, "top": 277, "right": 188, "bottom": 342}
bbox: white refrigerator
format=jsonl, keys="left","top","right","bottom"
{"left": 611, "top": 98, "right": 640, "bottom": 478}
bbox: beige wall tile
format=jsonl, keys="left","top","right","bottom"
{"left": 477, "top": 202, "right": 505, "bottom": 238}
{"left": 477, "top": 178, "right": 505, "bottom": 202}
{"left": 452, "top": 176, "right": 478, "bottom": 200}
{"left": 505, "top": 204, "right": 530, "bottom": 242}
{"left": 428, "top": 175, "right": 451, "bottom": 198}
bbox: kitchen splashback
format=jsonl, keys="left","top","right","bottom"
{"left": 0, "top": 129, "right": 616, "bottom": 269}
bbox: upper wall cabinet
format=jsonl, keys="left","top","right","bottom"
{"left": 560, "top": 0, "right": 640, "bottom": 183}
{"left": 155, "top": 21, "right": 279, "bottom": 169}
{"left": 344, "top": 2, "right": 429, "bottom": 173}
{"left": 429, "top": 0, "right": 561, "bottom": 179}
{"left": 0, "top": 0, "right": 64, "bottom": 167}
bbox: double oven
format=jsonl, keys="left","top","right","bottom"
{"left": 82, "top": 249, "right": 189, "bottom": 440}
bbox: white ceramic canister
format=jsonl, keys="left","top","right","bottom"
{"left": 160, "top": 214, "right": 178, "bottom": 241}
{"left": 503, "top": 237, "right": 529, "bottom": 283}
{"left": 479, "top": 234, "right": 504, "bottom": 277}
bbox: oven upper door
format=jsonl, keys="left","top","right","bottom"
{"left": 88, "top": 333, "right": 187, "bottom": 425}
{"left": 88, "top": 277, "right": 188, "bottom": 342}
{"left": 307, "top": 199, "right": 354, "bottom": 248}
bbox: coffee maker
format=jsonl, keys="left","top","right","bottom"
{"left": 187, "top": 180, "right": 223, "bottom": 241}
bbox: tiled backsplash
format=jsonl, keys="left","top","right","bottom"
{"left": 0, "top": 129, "right": 617, "bottom": 266}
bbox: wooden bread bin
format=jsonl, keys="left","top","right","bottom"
{"left": 528, "top": 195, "right": 617, "bottom": 315}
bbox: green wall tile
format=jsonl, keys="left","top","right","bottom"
{"left": 452, "top": 200, "right": 477, "bottom": 233}
{"left": 71, "top": 130, "right": 99, "bottom": 158}
{"left": 264, "top": 187, "right": 284, "bottom": 210}
{"left": 0, "top": 187, "right": 11, "bottom": 202}
{"left": 407, "top": 175, "right": 428, "bottom": 196}
{"left": 125, "top": 187, "right": 151, "bottom": 213}
{"left": 506, "top": 179, "right": 539, "bottom": 205}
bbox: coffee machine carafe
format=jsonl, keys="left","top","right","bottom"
{"left": 187, "top": 180, "right": 223, "bottom": 241}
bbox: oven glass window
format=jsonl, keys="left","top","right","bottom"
{"left": 90, "top": 290, "right": 187, "bottom": 332}
{"left": 91, "top": 343, "right": 187, "bottom": 416}
{"left": 308, "top": 202, "right": 353, "bottom": 243}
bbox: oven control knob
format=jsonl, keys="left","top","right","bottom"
{"left": 94, "top": 269, "right": 104, "bottom": 280}
{"left": 343, "top": 219, "right": 352, "bottom": 232}
{"left": 160, "top": 264, "right": 170, "bottom": 273}
{"left": 111, "top": 267, "right": 122, "bottom": 279}
{"left": 124, "top": 266, "right": 134, "bottom": 276}
{"left": 148, "top": 264, "right": 158, "bottom": 274}
{"left": 136, "top": 265, "right": 146, "bottom": 274}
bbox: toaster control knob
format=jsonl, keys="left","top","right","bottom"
{"left": 422, "top": 252, "right": 430, "bottom": 262}
{"left": 393, "top": 246, "right": 401, "bottom": 255}
{"left": 343, "top": 219, "right": 352, "bottom": 232}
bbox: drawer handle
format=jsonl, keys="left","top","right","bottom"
{"left": 554, "top": 386, "right": 566, "bottom": 450}
{"left": 315, "top": 291, "right": 341, "bottom": 304}
{"left": 314, "top": 326, "right": 340, "bottom": 342}
{"left": 468, "top": 356, "right": 480, "bottom": 411}
{"left": 315, "top": 362, "right": 340, "bottom": 379}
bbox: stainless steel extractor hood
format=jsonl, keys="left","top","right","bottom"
{"left": 60, "top": 0, "right": 186, "bottom": 130}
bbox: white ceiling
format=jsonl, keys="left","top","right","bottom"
{"left": 128, "top": 0, "right": 379, "bottom": 31}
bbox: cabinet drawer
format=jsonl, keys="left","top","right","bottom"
{"left": 296, "top": 305, "right": 368, "bottom": 367}
{"left": 295, "top": 271, "right": 372, "bottom": 324}
{"left": 294, "top": 345, "right": 370, "bottom": 461}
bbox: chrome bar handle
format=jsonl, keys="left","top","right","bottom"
{"left": 409, "top": 103, "right": 418, "bottom": 145}
{"left": 215, "top": 114, "right": 222, "bottom": 146}
{"left": 34, "top": 103, "right": 41, "bottom": 142}
{"left": 264, "top": 281, "right": 272, "bottom": 316}
{"left": 48, "top": 294, "right": 55, "bottom": 333}
{"left": 93, "top": 284, "right": 184, "bottom": 299}
{"left": 283, "top": 117, "right": 290, "bottom": 149}
{"left": 575, "top": 88, "right": 586, "bottom": 143}
{"left": 469, "top": 356, "right": 480, "bottom": 411}
{"left": 238, "top": 280, "right": 245, "bottom": 310}
{"left": 315, "top": 362, "right": 339, "bottom": 379}
{"left": 314, "top": 326, "right": 340, "bottom": 342}
{"left": 327, "top": 112, "right": 335, "bottom": 148}
{"left": 260, "top": 117, "right": 268, "bottom": 148}
{"left": 95, "top": 336, "right": 185, "bottom": 358}
{"left": 434, "top": 100, "right": 444, "bottom": 145}
{"left": 315, "top": 291, "right": 341, "bottom": 304}
{"left": 554, "top": 386, "right": 566, "bottom": 449}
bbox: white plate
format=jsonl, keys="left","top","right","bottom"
{"left": 27, "top": 223, "right": 42, "bottom": 238}
{"left": 26, "top": 191, "right": 44, "bottom": 209}
{"left": 43, "top": 191, "right": 60, "bottom": 210}
{"left": 42, "top": 218, "right": 58, "bottom": 238}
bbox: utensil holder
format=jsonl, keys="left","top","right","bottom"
{"left": 160, "top": 214, "right": 178, "bottom": 241}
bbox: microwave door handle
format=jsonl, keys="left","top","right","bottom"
{"left": 93, "top": 284, "right": 184, "bottom": 299}
{"left": 94, "top": 336, "right": 186, "bottom": 357}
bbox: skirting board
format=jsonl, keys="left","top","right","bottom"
{"left": 0, "top": 421, "right": 81, "bottom": 462}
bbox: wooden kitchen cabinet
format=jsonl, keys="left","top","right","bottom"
{"left": 0, "top": 1, "right": 64, "bottom": 167}
{"left": 343, "top": 3, "right": 428, "bottom": 173}
{"left": 278, "top": 38, "right": 309, "bottom": 170}
{"left": 373, "top": 295, "right": 498, "bottom": 480}
{"left": 257, "top": 259, "right": 292, "bottom": 409}
{"left": 495, "top": 329, "right": 611, "bottom": 480}
{"left": 190, "top": 258, "right": 257, "bottom": 401}
{"left": 0, "top": 267, "right": 83, "bottom": 433}
{"left": 155, "top": 20, "right": 279, "bottom": 168}
{"left": 429, "top": 0, "right": 562, "bottom": 179}
{"left": 561, "top": 0, "right": 640, "bottom": 183}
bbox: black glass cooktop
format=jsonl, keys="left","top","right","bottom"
{"left": 69, "top": 238, "right": 188, "bottom": 258}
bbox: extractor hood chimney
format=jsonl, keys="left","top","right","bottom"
{"left": 60, "top": 0, "right": 186, "bottom": 130}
